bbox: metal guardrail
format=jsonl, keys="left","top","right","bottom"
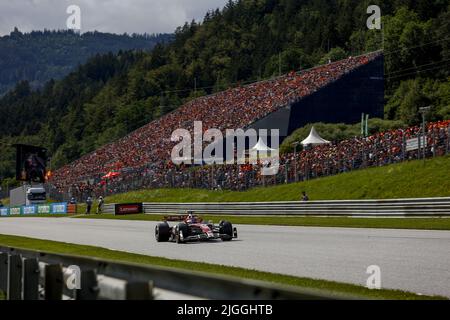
{"left": 101, "top": 197, "right": 450, "bottom": 216}
{"left": 0, "top": 246, "right": 357, "bottom": 300}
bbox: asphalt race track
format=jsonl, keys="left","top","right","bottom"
{"left": 0, "top": 218, "right": 449, "bottom": 297}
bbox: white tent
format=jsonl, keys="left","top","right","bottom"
{"left": 247, "top": 138, "right": 278, "bottom": 161}
{"left": 301, "top": 127, "right": 331, "bottom": 146}
{"left": 250, "top": 138, "right": 276, "bottom": 152}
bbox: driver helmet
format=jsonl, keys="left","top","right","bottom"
{"left": 187, "top": 213, "right": 196, "bottom": 223}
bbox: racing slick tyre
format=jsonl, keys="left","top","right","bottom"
{"left": 155, "top": 222, "right": 170, "bottom": 242}
{"left": 220, "top": 221, "right": 233, "bottom": 241}
{"left": 176, "top": 223, "right": 189, "bottom": 244}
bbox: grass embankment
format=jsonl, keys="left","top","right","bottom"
{"left": 78, "top": 214, "right": 450, "bottom": 231}
{"left": 4, "top": 157, "right": 450, "bottom": 230}
{"left": 0, "top": 234, "right": 445, "bottom": 300}
{"left": 105, "top": 156, "right": 450, "bottom": 203}
{"left": 72, "top": 156, "right": 450, "bottom": 229}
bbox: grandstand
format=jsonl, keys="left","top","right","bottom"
{"left": 249, "top": 52, "right": 384, "bottom": 138}
{"left": 52, "top": 120, "right": 448, "bottom": 199}
{"left": 49, "top": 51, "right": 408, "bottom": 199}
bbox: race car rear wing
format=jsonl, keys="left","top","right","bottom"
{"left": 164, "top": 215, "right": 187, "bottom": 222}
{"left": 164, "top": 214, "right": 203, "bottom": 222}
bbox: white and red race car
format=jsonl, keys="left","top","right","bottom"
{"left": 155, "top": 213, "right": 238, "bottom": 243}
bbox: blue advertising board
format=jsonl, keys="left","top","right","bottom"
{"left": 0, "top": 207, "right": 9, "bottom": 216}
{"left": 22, "top": 205, "right": 38, "bottom": 215}
{"left": 0, "top": 202, "right": 68, "bottom": 216}
{"left": 50, "top": 203, "right": 67, "bottom": 214}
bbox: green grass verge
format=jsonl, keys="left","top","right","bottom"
{"left": 3, "top": 212, "right": 450, "bottom": 230}
{"left": 76, "top": 214, "right": 450, "bottom": 230}
{"left": 104, "top": 156, "right": 450, "bottom": 203}
{"left": 0, "top": 234, "right": 444, "bottom": 300}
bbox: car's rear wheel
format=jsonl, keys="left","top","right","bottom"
{"left": 155, "top": 222, "right": 170, "bottom": 242}
{"left": 220, "top": 221, "right": 233, "bottom": 241}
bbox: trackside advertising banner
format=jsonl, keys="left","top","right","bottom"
{"left": 38, "top": 204, "right": 52, "bottom": 214}
{"left": 23, "top": 205, "right": 37, "bottom": 215}
{"left": 0, "top": 207, "right": 9, "bottom": 216}
{"left": 0, "top": 202, "right": 68, "bottom": 216}
{"left": 115, "top": 203, "right": 143, "bottom": 215}
{"left": 51, "top": 203, "right": 67, "bottom": 214}
{"left": 10, "top": 207, "right": 21, "bottom": 216}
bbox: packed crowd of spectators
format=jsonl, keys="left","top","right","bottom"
{"left": 47, "top": 51, "right": 449, "bottom": 199}
{"left": 50, "top": 52, "right": 380, "bottom": 191}
{"left": 48, "top": 119, "right": 450, "bottom": 200}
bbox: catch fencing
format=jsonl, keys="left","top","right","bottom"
{"left": 0, "top": 246, "right": 353, "bottom": 300}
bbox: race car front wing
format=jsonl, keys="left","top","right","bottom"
{"left": 180, "top": 227, "right": 238, "bottom": 242}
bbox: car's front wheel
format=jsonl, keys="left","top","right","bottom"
{"left": 220, "top": 221, "right": 233, "bottom": 241}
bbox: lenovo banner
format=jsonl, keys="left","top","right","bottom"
{"left": 115, "top": 203, "right": 143, "bottom": 215}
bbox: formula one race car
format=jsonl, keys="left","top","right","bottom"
{"left": 155, "top": 213, "right": 238, "bottom": 243}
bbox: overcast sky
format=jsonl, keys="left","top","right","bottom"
{"left": 0, "top": 0, "right": 229, "bottom": 36}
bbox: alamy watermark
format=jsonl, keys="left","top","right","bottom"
{"left": 66, "top": 5, "right": 81, "bottom": 32}
{"left": 65, "top": 265, "right": 81, "bottom": 290}
{"left": 367, "top": 5, "right": 381, "bottom": 30}
{"left": 171, "top": 121, "right": 280, "bottom": 176}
